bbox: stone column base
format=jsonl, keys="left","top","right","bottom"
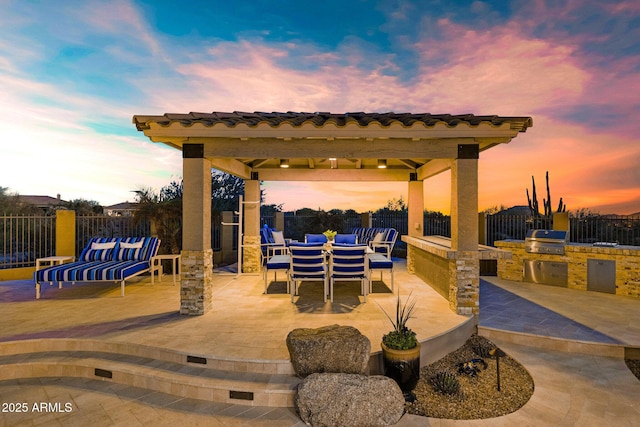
{"left": 242, "top": 235, "right": 261, "bottom": 273}
{"left": 180, "top": 249, "right": 213, "bottom": 315}
{"left": 406, "top": 246, "right": 416, "bottom": 274}
{"left": 449, "top": 251, "right": 479, "bottom": 316}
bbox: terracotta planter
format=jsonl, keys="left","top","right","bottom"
{"left": 381, "top": 341, "right": 421, "bottom": 402}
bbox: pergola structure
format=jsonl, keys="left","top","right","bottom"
{"left": 133, "top": 112, "right": 532, "bottom": 316}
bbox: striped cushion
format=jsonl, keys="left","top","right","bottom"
{"left": 331, "top": 245, "right": 366, "bottom": 277}
{"left": 35, "top": 260, "right": 150, "bottom": 282}
{"left": 80, "top": 237, "right": 119, "bottom": 261}
{"left": 369, "top": 253, "right": 393, "bottom": 269}
{"left": 34, "top": 237, "right": 161, "bottom": 287}
{"left": 350, "top": 228, "right": 397, "bottom": 253}
{"left": 115, "top": 237, "right": 158, "bottom": 261}
{"left": 290, "top": 244, "right": 326, "bottom": 278}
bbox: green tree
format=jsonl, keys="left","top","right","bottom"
{"left": 133, "top": 187, "right": 182, "bottom": 255}
{"left": 160, "top": 179, "right": 183, "bottom": 201}
{"left": 482, "top": 205, "right": 506, "bottom": 215}
{"left": 0, "top": 187, "right": 40, "bottom": 214}
{"left": 211, "top": 170, "right": 246, "bottom": 212}
{"left": 373, "top": 196, "right": 408, "bottom": 215}
{"left": 261, "top": 203, "right": 283, "bottom": 216}
{"left": 63, "top": 198, "right": 103, "bottom": 215}
{"left": 381, "top": 196, "right": 407, "bottom": 212}
{"left": 0, "top": 187, "right": 12, "bottom": 214}
{"left": 166, "top": 170, "right": 264, "bottom": 213}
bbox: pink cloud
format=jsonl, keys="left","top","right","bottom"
{"left": 151, "top": 24, "right": 637, "bottom": 214}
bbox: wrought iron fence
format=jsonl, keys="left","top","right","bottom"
{"left": 484, "top": 214, "right": 550, "bottom": 246}
{"left": 282, "top": 211, "right": 362, "bottom": 242}
{"left": 3, "top": 211, "right": 639, "bottom": 270}
{"left": 0, "top": 214, "right": 56, "bottom": 269}
{"left": 76, "top": 215, "right": 151, "bottom": 258}
{"left": 76, "top": 215, "right": 223, "bottom": 254}
{"left": 373, "top": 211, "right": 408, "bottom": 233}
{"left": 424, "top": 213, "right": 451, "bottom": 237}
{"left": 570, "top": 215, "right": 640, "bottom": 246}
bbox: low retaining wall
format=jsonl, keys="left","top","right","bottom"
{"left": 369, "top": 315, "right": 478, "bottom": 374}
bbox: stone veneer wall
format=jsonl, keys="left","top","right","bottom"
{"left": 495, "top": 240, "right": 640, "bottom": 298}
{"left": 450, "top": 251, "right": 480, "bottom": 315}
{"left": 242, "top": 235, "right": 261, "bottom": 273}
{"left": 407, "top": 245, "right": 450, "bottom": 299}
{"left": 180, "top": 249, "right": 213, "bottom": 315}
{"left": 406, "top": 244, "right": 479, "bottom": 316}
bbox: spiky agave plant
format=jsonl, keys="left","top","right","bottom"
{"left": 379, "top": 292, "right": 418, "bottom": 350}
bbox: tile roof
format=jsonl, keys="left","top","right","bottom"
{"left": 18, "top": 195, "right": 65, "bottom": 206}
{"left": 133, "top": 111, "right": 532, "bottom": 132}
{"left": 104, "top": 202, "right": 138, "bottom": 210}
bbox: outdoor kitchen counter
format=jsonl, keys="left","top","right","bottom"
{"left": 495, "top": 239, "right": 640, "bottom": 298}
{"left": 402, "top": 235, "right": 513, "bottom": 315}
{"left": 402, "top": 235, "right": 513, "bottom": 260}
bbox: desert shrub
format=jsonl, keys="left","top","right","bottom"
{"left": 430, "top": 370, "right": 460, "bottom": 395}
{"left": 468, "top": 334, "right": 495, "bottom": 359}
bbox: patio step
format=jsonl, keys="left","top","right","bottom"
{"left": 0, "top": 339, "right": 300, "bottom": 407}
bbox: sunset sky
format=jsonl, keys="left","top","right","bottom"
{"left": 1, "top": 0, "right": 638, "bottom": 214}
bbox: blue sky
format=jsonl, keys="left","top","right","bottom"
{"left": 1, "top": 0, "right": 639, "bottom": 214}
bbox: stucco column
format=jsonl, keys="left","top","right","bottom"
{"left": 450, "top": 156, "right": 478, "bottom": 252}
{"left": 449, "top": 146, "right": 480, "bottom": 316}
{"left": 360, "top": 212, "right": 372, "bottom": 228}
{"left": 553, "top": 212, "right": 569, "bottom": 231}
{"left": 180, "top": 144, "right": 213, "bottom": 315}
{"left": 242, "top": 179, "right": 261, "bottom": 273}
{"left": 274, "top": 211, "right": 285, "bottom": 233}
{"left": 55, "top": 210, "right": 76, "bottom": 257}
{"left": 408, "top": 179, "right": 424, "bottom": 237}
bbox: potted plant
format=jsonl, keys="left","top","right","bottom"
{"left": 379, "top": 292, "right": 421, "bottom": 402}
{"left": 322, "top": 229, "right": 337, "bottom": 242}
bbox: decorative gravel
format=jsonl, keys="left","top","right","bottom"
{"left": 407, "top": 335, "right": 534, "bottom": 420}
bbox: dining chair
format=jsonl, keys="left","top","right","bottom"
{"left": 304, "top": 234, "right": 328, "bottom": 244}
{"left": 269, "top": 230, "right": 289, "bottom": 256}
{"left": 369, "top": 252, "right": 394, "bottom": 293}
{"left": 369, "top": 229, "right": 397, "bottom": 257}
{"left": 329, "top": 243, "right": 369, "bottom": 303}
{"left": 288, "top": 243, "right": 328, "bottom": 303}
{"left": 334, "top": 234, "right": 358, "bottom": 244}
{"left": 264, "top": 254, "right": 291, "bottom": 294}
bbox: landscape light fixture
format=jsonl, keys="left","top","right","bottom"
{"left": 490, "top": 347, "right": 507, "bottom": 391}
{"left": 280, "top": 159, "right": 289, "bottom": 168}
{"left": 329, "top": 158, "right": 337, "bottom": 169}
{"left": 377, "top": 159, "right": 387, "bottom": 169}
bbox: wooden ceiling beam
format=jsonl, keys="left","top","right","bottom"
{"left": 250, "top": 159, "right": 270, "bottom": 168}
{"left": 208, "top": 158, "right": 252, "bottom": 179}
{"left": 416, "top": 159, "right": 454, "bottom": 180}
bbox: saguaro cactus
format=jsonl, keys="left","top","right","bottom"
{"left": 527, "top": 171, "right": 565, "bottom": 216}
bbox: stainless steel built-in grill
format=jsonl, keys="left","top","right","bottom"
{"left": 524, "top": 229, "right": 568, "bottom": 255}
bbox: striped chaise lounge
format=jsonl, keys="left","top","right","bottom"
{"left": 350, "top": 227, "right": 398, "bottom": 256}
{"left": 34, "top": 236, "right": 160, "bottom": 299}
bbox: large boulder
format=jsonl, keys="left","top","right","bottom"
{"left": 296, "top": 373, "right": 405, "bottom": 427}
{"left": 286, "top": 324, "right": 370, "bottom": 377}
